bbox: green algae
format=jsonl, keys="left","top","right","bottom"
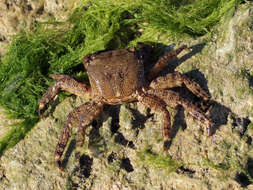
{"left": 138, "top": 150, "right": 183, "bottom": 174}
{"left": 202, "top": 157, "right": 230, "bottom": 171}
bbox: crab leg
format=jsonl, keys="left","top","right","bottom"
{"left": 147, "top": 45, "right": 187, "bottom": 81}
{"left": 39, "top": 74, "right": 91, "bottom": 118}
{"left": 137, "top": 91, "right": 171, "bottom": 151}
{"left": 147, "top": 89, "right": 212, "bottom": 136}
{"left": 54, "top": 101, "right": 103, "bottom": 171}
{"left": 149, "top": 72, "right": 210, "bottom": 101}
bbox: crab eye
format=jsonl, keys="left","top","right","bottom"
{"left": 83, "top": 54, "right": 92, "bottom": 64}
{"left": 82, "top": 54, "right": 94, "bottom": 70}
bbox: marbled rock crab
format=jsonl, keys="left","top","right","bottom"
{"left": 39, "top": 44, "right": 212, "bottom": 170}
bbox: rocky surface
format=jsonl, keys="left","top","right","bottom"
{"left": 0, "top": 1, "right": 253, "bottom": 190}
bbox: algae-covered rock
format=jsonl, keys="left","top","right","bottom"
{"left": 0, "top": 0, "right": 81, "bottom": 56}
{"left": 0, "top": 2, "right": 253, "bottom": 190}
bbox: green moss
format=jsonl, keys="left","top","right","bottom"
{"left": 137, "top": 150, "right": 183, "bottom": 174}
{"left": 202, "top": 157, "right": 230, "bottom": 170}
{"left": 0, "top": 0, "right": 243, "bottom": 155}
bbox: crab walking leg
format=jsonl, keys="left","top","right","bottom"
{"left": 149, "top": 72, "right": 210, "bottom": 101}
{"left": 39, "top": 74, "right": 91, "bottom": 118}
{"left": 54, "top": 101, "right": 103, "bottom": 170}
{"left": 137, "top": 91, "right": 171, "bottom": 151}
{"left": 148, "top": 89, "right": 212, "bottom": 136}
{"left": 147, "top": 45, "right": 187, "bottom": 81}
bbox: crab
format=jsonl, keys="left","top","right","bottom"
{"left": 39, "top": 44, "right": 213, "bottom": 170}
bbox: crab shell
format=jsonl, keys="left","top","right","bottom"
{"left": 83, "top": 49, "right": 146, "bottom": 104}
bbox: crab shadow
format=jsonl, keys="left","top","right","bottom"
{"left": 168, "top": 73, "right": 250, "bottom": 143}
{"left": 150, "top": 42, "right": 206, "bottom": 74}
{"left": 60, "top": 104, "right": 143, "bottom": 175}
{"left": 105, "top": 105, "right": 152, "bottom": 149}
{"left": 170, "top": 101, "right": 231, "bottom": 141}
{"left": 167, "top": 69, "right": 235, "bottom": 143}
{"left": 146, "top": 42, "right": 250, "bottom": 144}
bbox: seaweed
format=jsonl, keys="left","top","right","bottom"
{"left": 137, "top": 150, "right": 183, "bottom": 174}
